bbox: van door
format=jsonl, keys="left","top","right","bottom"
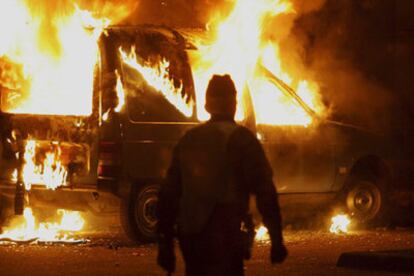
{"left": 98, "top": 27, "right": 198, "bottom": 184}
{"left": 119, "top": 69, "right": 197, "bottom": 181}
{"left": 259, "top": 124, "right": 336, "bottom": 194}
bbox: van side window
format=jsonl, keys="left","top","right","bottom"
{"left": 118, "top": 33, "right": 196, "bottom": 123}
{"left": 121, "top": 63, "right": 194, "bottom": 123}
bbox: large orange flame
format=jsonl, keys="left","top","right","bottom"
{"left": 0, "top": 1, "right": 134, "bottom": 115}
{"left": 189, "top": 0, "right": 325, "bottom": 125}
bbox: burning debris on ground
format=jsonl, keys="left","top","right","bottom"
{"left": 0, "top": 207, "right": 86, "bottom": 245}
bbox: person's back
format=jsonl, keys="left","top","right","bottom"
{"left": 157, "top": 74, "right": 287, "bottom": 276}
{"left": 176, "top": 120, "right": 240, "bottom": 235}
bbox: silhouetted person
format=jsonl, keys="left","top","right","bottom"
{"left": 157, "top": 74, "right": 287, "bottom": 275}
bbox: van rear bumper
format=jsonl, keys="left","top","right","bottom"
{"left": 0, "top": 180, "right": 97, "bottom": 192}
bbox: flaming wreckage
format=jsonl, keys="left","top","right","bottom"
{"left": 0, "top": 1, "right": 410, "bottom": 242}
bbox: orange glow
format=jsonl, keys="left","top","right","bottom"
{"left": 189, "top": 0, "right": 325, "bottom": 125}
{"left": 0, "top": 208, "right": 84, "bottom": 243}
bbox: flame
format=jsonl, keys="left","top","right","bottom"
{"left": 114, "top": 70, "right": 125, "bottom": 113}
{"left": 13, "top": 139, "right": 68, "bottom": 190}
{"left": 249, "top": 78, "right": 312, "bottom": 125}
{"left": 330, "top": 214, "right": 351, "bottom": 234}
{"left": 119, "top": 47, "right": 193, "bottom": 117}
{"left": 0, "top": 208, "right": 84, "bottom": 243}
{"left": 0, "top": 1, "right": 134, "bottom": 116}
{"left": 57, "top": 209, "right": 84, "bottom": 232}
{"left": 189, "top": 0, "right": 325, "bottom": 125}
{"left": 255, "top": 225, "right": 270, "bottom": 241}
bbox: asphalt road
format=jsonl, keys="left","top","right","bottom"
{"left": 0, "top": 225, "right": 413, "bottom": 276}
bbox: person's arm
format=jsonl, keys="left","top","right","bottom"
{"left": 234, "top": 128, "right": 287, "bottom": 262}
{"left": 156, "top": 143, "right": 182, "bottom": 273}
{"left": 157, "top": 143, "right": 182, "bottom": 240}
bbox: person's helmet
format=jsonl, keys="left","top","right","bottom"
{"left": 205, "top": 74, "right": 237, "bottom": 116}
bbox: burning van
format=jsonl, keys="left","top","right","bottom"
{"left": 0, "top": 24, "right": 396, "bottom": 242}
{"left": 0, "top": 0, "right": 407, "bottom": 241}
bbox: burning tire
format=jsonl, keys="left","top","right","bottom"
{"left": 344, "top": 180, "right": 387, "bottom": 225}
{"left": 120, "top": 183, "right": 160, "bottom": 243}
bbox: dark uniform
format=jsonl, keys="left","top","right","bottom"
{"left": 157, "top": 75, "right": 286, "bottom": 276}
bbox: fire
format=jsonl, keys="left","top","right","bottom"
{"left": 330, "top": 214, "right": 351, "bottom": 234}
{"left": 13, "top": 139, "right": 68, "bottom": 190}
{"left": 115, "top": 70, "right": 125, "bottom": 113}
{"left": 0, "top": 208, "right": 85, "bottom": 243}
{"left": 189, "top": 0, "right": 325, "bottom": 125}
{"left": 0, "top": 1, "right": 111, "bottom": 115}
{"left": 255, "top": 225, "right": 270, "bottom": 241}
{"left": 119, "top": 47, "right": 193, "bottom": 117}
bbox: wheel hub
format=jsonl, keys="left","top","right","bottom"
{"left": 134, "top": 185, "right": 160, "bottom": 238}
{"left": 354, "top": 190, "right": 373, "bottom": 211}
{"left": 143, "top": 198, "right": 157, "bottom": 225}
{"left": 346, "top": 181, "right": 382, "bottom": 221}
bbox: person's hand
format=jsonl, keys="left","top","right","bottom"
{"left": 157, "top": 239, "right": 176, "bottom": 272}
{"left": 270, "top": 243, "right": 288, "bottom": 264}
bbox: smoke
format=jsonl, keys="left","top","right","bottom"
{"left": 206, "top": 0, "right": 396, "bottom": 131}
{"left": 278, "top": 0, "right": 398, "bottom": 131}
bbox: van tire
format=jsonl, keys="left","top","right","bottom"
{"left": 0, "top": 193, "right": 8, "bottom": 232}
{"left": 120, "top": 183, "right": 160, "bottom": 243}
{"left": 344, "top": 179, "right": 387, "bottom": 225}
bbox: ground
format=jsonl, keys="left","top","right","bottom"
{"left": 0, "top": 223, "right": 413, "bottom": 276}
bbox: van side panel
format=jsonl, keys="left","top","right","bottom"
{"left": 121, "top": 121, "right": 196, "bottom": 182}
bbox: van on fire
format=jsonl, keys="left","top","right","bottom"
{"left": 0, "top": 26, "right": 405, "bottom": 242}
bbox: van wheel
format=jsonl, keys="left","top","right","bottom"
{"left": 344, "top": 180, "right": 386, "bottom": 225}
{"left": 120, "top": 183, "right": 160, "bottom": 243}
{"left": 0, "top": 193, "right": 9, "bottom": 232}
